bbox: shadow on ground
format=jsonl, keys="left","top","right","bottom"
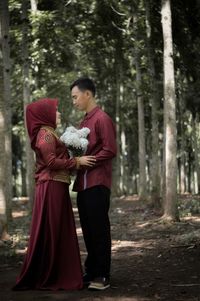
{"left": 1, "top": 196, "right": 200, "bottom": 301}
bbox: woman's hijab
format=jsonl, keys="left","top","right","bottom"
{"left": 26, "top": 98, "right": 58, "bottom": 150}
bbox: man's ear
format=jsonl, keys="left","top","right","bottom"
{"left": 85, "top": 90, "right": 92, "bottom": 98}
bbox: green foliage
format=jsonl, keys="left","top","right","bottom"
{"left": 178, "top": 198, "right": 200, "bottom": 217}
{"left": 7, "top": 0, "right": 200, "bottom": 197}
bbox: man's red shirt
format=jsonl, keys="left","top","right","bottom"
{"left": 73, "top": 106, "right": 117, "bottom": 192}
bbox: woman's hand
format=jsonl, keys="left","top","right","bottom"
{"left": 79, "top": 156, "right": 96, "bottom": 167}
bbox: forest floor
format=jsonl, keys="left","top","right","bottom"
{"left": 1, "top": 194, "right": 200, "bottom": 301}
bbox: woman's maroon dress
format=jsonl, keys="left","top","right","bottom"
{"left": 14, "top": 99, "right": 83, "bottom": 290}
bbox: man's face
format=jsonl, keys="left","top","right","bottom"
{"left": 71, "top": 86, "right": 89, "bottom": 111}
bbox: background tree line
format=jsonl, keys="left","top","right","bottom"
{"left": 0, "top": 0, "right": 200, "bottom": 236}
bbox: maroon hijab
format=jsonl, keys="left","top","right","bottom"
{"left": 26, "top": 98, "right": 58, "bottom": 150}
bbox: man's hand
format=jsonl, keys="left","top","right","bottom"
{"left": 79, "top": 156, "right": 96, "bottom": 167}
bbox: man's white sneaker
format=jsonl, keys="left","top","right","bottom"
{"left": 88, "top": 277, "right": 110, "bottom": 290}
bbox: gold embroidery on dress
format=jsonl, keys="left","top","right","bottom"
{"left": 40, "top": 126, "right": 70, "bottom": 183}
{"left": 41, "top": 126, "right": 59, "bottom": 144}
{"left": 53, "top": 170, "right": 71, "bottom": 184}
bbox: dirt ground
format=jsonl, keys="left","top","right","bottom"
{"left": 1, "top": 195, "right": 200, "bottom": 301}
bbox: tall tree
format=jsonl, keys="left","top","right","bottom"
{"left": 21, "top": 0, "right": 35, "bottom": 206}
{"left": 30, "top": 0, "right": 38, "bottom": 12}
{"left": 192, "top": 114, "right": 200, "bottom": 193}
{"left": 136, "top": 58, "right": 147, "bottom": 201}
{"left": 134, "top": 9, "right": 147, "bottom": 201}
{"left": 161, "top": 0, "right": 178, "bottom": 220}
{"left": 145, "top": 0, "right": 161, "bottom": 207}
{"left": 0, "top": 0, "right": 12, "bottom": 222}
{"left": 0, "top": 16, "right": 7, "bottom": 239}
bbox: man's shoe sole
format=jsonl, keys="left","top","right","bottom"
{"left": 88, "top": 283, "right": 110, "bottom": 290}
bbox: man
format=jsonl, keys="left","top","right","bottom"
{"left": 70, "top": 77, "right": 117, "bottom": 290}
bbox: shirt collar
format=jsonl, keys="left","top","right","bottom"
{"left": 84, "top": 106, "right": 100, "bottom": 121}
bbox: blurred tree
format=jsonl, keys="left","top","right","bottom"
{"left": 0, "top": 0, "right": 12, "bottom": 224}
{"left": 161, "top": 0, "right": 178, "bottom": 221}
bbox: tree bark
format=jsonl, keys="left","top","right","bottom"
{"left": 30, "top": 0, "right": 38, "bottom": 12}
{"left": 0, "top": 21, "right": 7, "bottom": 239}
{"left": 145, "top": 0, "right": 161, "bottom": 207}
{"left": 136, "top": 75, "right": 147, "bottom": 200}
{"left": 114, "top": 62, "right": 123, "bottom": 196}
{"left": 132, "top": 9, "right": 147, "bottom": 201}
{"left": 192, "top": 114, "right": 200, "bottom": 194}
{"left": 179, "top": 96, "right": 186, "bottom": 194}
{"left": 22, "top": 0, "right": 35, "bottom": 206}
{"left": 135, "top": 49, "right": 147, "bottom": 201}
{"left": 161, "top": 0, "right": 178, "bottom": 221}
{"left": 0, "top": 0, "right": 12, "bottom": 222}
{"left": 120, "top": 125, "right": 127, "bottom": 194}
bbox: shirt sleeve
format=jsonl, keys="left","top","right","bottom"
{"left": 37, "top": 131, "right": 77, "bottom": 170}
{"left": 94, "top": 115, "right": 117, "bottom": 163}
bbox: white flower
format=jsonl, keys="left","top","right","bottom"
{"left": 60, "top": 126, "right": 90, "bottom": 157}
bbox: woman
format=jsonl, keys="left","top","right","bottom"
{"left": 14, "top": 98, "right": 96, "bottom": 290}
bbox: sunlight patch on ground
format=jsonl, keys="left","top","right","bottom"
{"left": 12, "top": 211, "right": 28, "bottom": 218}
{"left": 182, "top": 216, "right": 200, "bottom": 223}
{"left": 15, "top": 248, "right": 27, "bottom": 255}
{"left": 135, "top": 220, "right": 158, "bottom": 228}
{"left": 113, "top": 195, "right": 139, "bottom": 202}
{"left": 34, "top": 294, "right": 151, "bottom": 301}
{"left": 112, "top": 239, "right": 155, "bottom": 252}
{"left": 80, "top": 297, "right": 150, "bottom": 301}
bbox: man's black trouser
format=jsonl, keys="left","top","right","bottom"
{"left": 77, "top": 185, "right": 111, "bottom": 279}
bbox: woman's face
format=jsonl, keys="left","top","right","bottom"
{"left": 56, "top": 110, "right": 61, "bottom": 126}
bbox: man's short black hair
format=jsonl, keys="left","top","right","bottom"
{"left": 70, "top": 77, "right": 96, "bottom": 97}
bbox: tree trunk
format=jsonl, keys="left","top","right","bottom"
{"left": 132, "top": 9, "right": 148, "bottom": 201}
{"left": 179, "top": 96, "right": 186, "bottom": 194}
{"left": 120, "top": 125, "right": 127, "bottom": 194}
{"left": 135, "top": 51, "right": 147, "bottom": 201}
{"left": 21, "top": 160, "right": 27, "bottom": 196}
{"left": 0, "top": 22, "right": 7, "bottom": 239}
{"left": 30, "top": 0, "right": 38, "bottom": 12}
{"left": 22, "top": 0, "right": 35, "bottom": 207}
{"left": 112, "top": 59, "right": 124, "bottom": 196}
{"left": 145, "top": 0, "right": 161, "bottom": 207}
{"left": 192, "top": 114, "right": 200, "bottom": 194}
{"left": 161, "top": 0, "right": 178, "bottom": 221}
{"left": 0, "top": 0, "right": 12, "bottom": 223}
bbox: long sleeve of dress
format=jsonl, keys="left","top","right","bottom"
{"left": 37, "top": 131, "right": 76, "bottom": 171}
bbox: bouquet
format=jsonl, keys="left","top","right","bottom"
{"left": 60, "top": 126, "right": 90, "bottom": 157}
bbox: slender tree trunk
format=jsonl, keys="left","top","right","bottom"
{"left": 0, "top": 23, "right": 7, "bottom": 239}
{"left": 161, "top": 0, "right": 178, "bottom": 221}
{"left": 22, "top": 0, "right": 35, "bottom": 207}
{"left": 0, "top": 0, "right": 12, "bottom": 222}
{"left": 192, "top": 114, "right": 200, "bottom": 194}
{"left": 135, "top": 51, "right": 147, "bottom": 201}
{"left": 30, "top": 0, "right": 38, "bottom": 12}
{"left": 145, "top": 0, "right": 161, "bottom": 207}
{"left": 21, "top": 160, "right": 27, "bottom": 196}
{"left": 119, "top": 83, "right": 127, "bottom": 194}
{"left": 132, "top": 9, "right": 147, "bottom": 201}
{"left": 120, "top": 125, "right": 127, "bottom": 194}
{"left": 179, "top": 96, "right": 186, "bottom": 194}
{"left": 114, "top": 63, "right": 122, "bottom": 196}
{"left": 187, "top": 150, "right": 192, "bottom": 193}
{"left": 179, "top": 151, "right": 186, "bottom": 194}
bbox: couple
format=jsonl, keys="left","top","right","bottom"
{"left": 14, "top": 78, "right": 117, "bottom": 291}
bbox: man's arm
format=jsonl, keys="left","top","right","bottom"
{"left": 94, "top": 115, "right": 117, "bottom": 162}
